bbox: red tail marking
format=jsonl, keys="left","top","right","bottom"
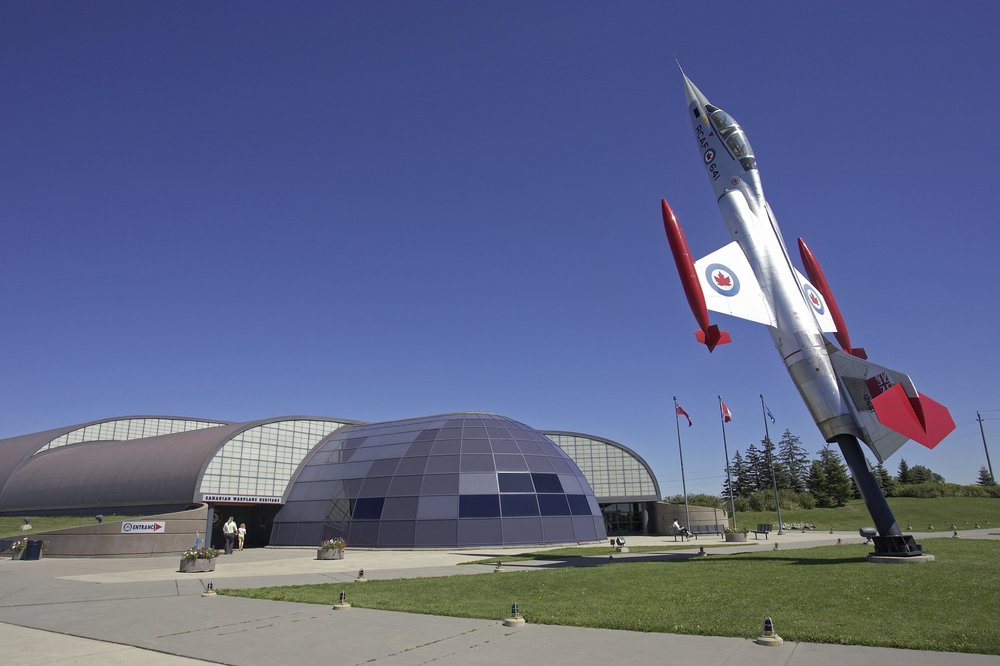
{"left": 871, "top": 384, "right": 955, "bottom": 448}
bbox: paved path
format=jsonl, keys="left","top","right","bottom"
{"left": 1, "top": 530, "right": 997, "bottom": 665}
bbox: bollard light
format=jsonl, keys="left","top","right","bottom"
{"left": 773, "top": 542, "right": 779, "bottom": 550}
{"left": 503, "top": 601, "right": 526, "bottom": 627}
{"left": 755, "top": 616, "right": 784, "bottom": 646}
{"left": 339, "top": 591, "right": 346, "bottom": 603}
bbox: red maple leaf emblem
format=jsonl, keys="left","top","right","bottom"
{"left": 714, "top": 272, "right": 732, "bottom": 287}
{"left": 810, "top": 293, "right": 820, "bottom": 306}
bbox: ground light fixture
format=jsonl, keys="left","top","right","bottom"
{"left": 201, "top": 582, "right": 216, "bottom": 598}
{"left": 503, "top": 602, "right": 525, "bottom": 627}
{"left": 754, "top": 617, "right": 783, "bottom": 646}
{"left": 356, "top": 569, "right": 367, "bottom": 582}
{"left": 333, "top": 590, "right": 350, "bottom": 610}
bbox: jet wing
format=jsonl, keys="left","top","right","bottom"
{"left": 694, "top": 242, "right": 775, "bottom": 326}
{"left": 793, "top": 268, "right": 838, "bottom": 334}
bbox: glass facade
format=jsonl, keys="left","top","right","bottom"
{"left": 544, "top": 433, "right": 658, "bottom": 500}
{"left": 36, "top": 417, "right": 227, "bottom": 455}
{"left": 271, "top": 413, "right": 606, "bottom": 548}
{"left": 199, "top": 419, "right": 349, "bottom": 498}
{"left": 602, "top": 502, "right": 645, "bottom": 535}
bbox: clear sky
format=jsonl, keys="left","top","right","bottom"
{"left": 2, "top": 1, "right": 998, "bottom": 496}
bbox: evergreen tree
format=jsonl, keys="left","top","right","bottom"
{"left": 873, "top": 461, "right": 896, "bottom": 496}
{"left": 730, "top": 451, "right": 750, "bottom": 497}
{"left": 908, "top": 464, "right": 944, "bottom": 484}
{"left": 806, "top": 459, "right": 828, "bottom": 506}
{"left": 977, "top": 466, "right": 996, "bottom": 486}
{"left": 744, "top": 442, "right": 767, "bottom": 493}
{"left": 820, "top": 446, "right": 854, "bottom": 507}
{"left": 776, "top": 429, "right": 809, "bottom": 492}
{"left": 897, "top": 458, "right": 912, "bottom": 484}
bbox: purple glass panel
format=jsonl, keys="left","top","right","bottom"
{"left": 406, "top": 440, "right": 434, "bottom": 456}
{"left": 517, "top": 440, "right": 543, "bottom": 456}
{"left": 419, "top": 474, "right": 460, "bottom": 495}
{"left": 500, "top": 494, "right": 539, "bottom": 516}
{"left": 490, "top": 439, "right": 520, "bottom": 453}
{"left": 557, "top": 474, "right": 582, "bottom": 494}
{"left": 525, "top": 456, "right": 555, "bottom": 473}
{"left": 567, "top": 495, "right": 592, "bottom": 516}
{"left": 387, "top": 475, "right": 424, "bottom": 496}
{"left": 458, "top": 518, "right": 502, "bottom": 545}
{"left": 462, "top": 426, "right": 488, "bottom": 439}
{"left": 416, "top": 495, "right": 459, "bottom": 519}
{"left": 380, "top": 497, "right": 418, "bottom": 520}
{"left": 395, "top": 456, "right": 428, "bottom": 475}
{"left": 425, "top": 455, "right": 459, "bottom": 473}
{"left": 357, "top": 476, "right": 391, "bottom": 498}
{"left": 352, "top": 497, "right": 385, "bottom": 519}
{"left": 501, "top": 517, "right": 543, "bottom": 544}
{"left": 537, "top": 494, "right": 571, "bottom": 516}
{"left": 540, "top": 516, "right": 575, "bottom": 542}
{"left": 494, "top": 454, "right": 529, "bottom": 471}
{"left": 549, "top": 457, "right": 573, "bottom": 474}
{"left": 431, "top": 439, "right": 461, "bottom": 455}
{"left": 414, "top": 520, "right": 458, "bottom": 547}
{"left": 376, "top": 520, "right": 416, "bottom": 547}
{"left": 458, "top": 473, "right": 498, "bottom": 494}
{"left": 572, "top": 516, "right": 598, "bottom": 540}
{"left": 459, "top": 495, "right": 500, "bottom": 518}
{"left": 461, "top": 439, "right": 491, "bottom": 454}
{"left": 347, "top": 521, "right": 379, "bottom": 547}
{"left": 531, "top": 473, "right": 563, "bottom": 493}
{"left": 459, "top": 454, "right": 495, "bottom": 472}
{"left": 368, "top": 458, "right": 400, "bottom": 476}
{"left": 498, "top": 473, "right": 534, "bottom": 492}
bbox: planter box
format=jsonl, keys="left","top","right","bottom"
{"left": 724, "top": 532, "right": 748, "bottom": 542}
{"left": 317, "top": 548, "right": 344, "bottom": 560}
{"left": 179, "top": 558, "right": 216, "bottom": 573}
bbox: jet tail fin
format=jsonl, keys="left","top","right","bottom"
{"left": 696, "top": 325, "right": 732, "bottom": 351}
{"left": 871, "top": 384, "right": 954, "bottom": 449}
{"left": 830, "top": 348, "right": 955, "bottom": 461}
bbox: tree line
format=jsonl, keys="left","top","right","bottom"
{"left": 717, "top": 429, "right": 998, "bottom": 512}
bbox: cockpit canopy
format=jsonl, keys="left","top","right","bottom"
{"left": 707, "top": 104, "right": 756, "bottom": 171}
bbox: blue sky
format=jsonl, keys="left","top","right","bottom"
{"left": 2, "top": 1, "right": 997, "bottom": 495}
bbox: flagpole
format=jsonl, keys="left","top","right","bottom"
{"left": 719, "top": 395, "right": 737, "bottom": 529}
{"left": 673, "top": 396, "right": 691, "bottom": 530}
{"left": 760, "top": 394, "right": 784, "bottom": 535}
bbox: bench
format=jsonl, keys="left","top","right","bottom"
{"left": 752, "top": 523, "right": 772, "bottom": 539}
{"left": 689, "top": 524, "right": 725, "bottom": 539}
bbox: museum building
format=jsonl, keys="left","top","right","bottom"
{"left": 0, "top": 412, "right": 662, "bottom": 549}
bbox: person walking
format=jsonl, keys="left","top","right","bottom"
{"left": 237, "top": 522, "right": 247, "bottom": 551}
{"left": 223, "top": 516, "right": 237, "bottom": 555}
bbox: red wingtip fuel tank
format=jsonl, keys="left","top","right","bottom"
{"left": 797, "top": 238, "right": 866, "bottom": 359}
{"left": 661, "top": 198, "right": 731, "bottom": 351}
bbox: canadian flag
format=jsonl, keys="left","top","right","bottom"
{"left": 675, "top": 403, "right": 693, "bottom": 427}
{"left": 721, "top": 401, "right": 732, "bottom": 423}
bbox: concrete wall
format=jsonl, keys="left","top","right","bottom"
{"left": 651, "top": 502, "right": 728, "bottom": 535}
{"left": 25, "top": 504, "right": 208, "bottom": 557}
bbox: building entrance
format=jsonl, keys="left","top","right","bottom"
{"left": 209, "top": 504, "right": 281, "bottom": 549}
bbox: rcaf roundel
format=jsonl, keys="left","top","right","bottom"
{"left": 705, "top": 263, "right": 740, "bottom": 297}
{"left": 803, "top": 283, "right": 826, "bottom": 315}
{"left": 703, "top": 149, "right": 715, "bottom": 163}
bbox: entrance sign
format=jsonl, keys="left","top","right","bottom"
{"left": 121, "top": 521, "right": 165, "bottom": 534}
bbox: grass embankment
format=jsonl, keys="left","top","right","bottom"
{"left": 223, "top": 538, "right": 1000, "bottom": 654}
{"left": 732, "top": 497, "right": 1000, "bottom": 531}
{"left": 0, "top": 515, "right": 143, "bottom": 538}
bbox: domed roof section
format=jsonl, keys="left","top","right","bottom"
{"left": 272, "top": 413, "right": 607, "bottom": 548}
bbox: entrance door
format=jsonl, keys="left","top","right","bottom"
{"left": 210, "top": 504, "right": 282, "bottom": 548}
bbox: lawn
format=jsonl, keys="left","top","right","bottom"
{"left": 222, "top": 538, "right": 1000, "bottom": 654}
{"left": 463, "top": 542, "right": 758, "bottom": 565}
{"left": 731, "top": 497, "right": 1000, "bottom": 532}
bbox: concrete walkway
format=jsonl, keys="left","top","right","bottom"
{"left": 1, "top": 530, "right": 997, "bottom": 665}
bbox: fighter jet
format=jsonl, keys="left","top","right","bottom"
{"left": 660, "top": 72, "right": 955, "bottom": 551}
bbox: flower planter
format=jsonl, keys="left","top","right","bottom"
{"left": 179, "top": 558, "right": 216, "bottom": 573}
{"left": 724, "top": 532, "right": 748, "bottom": 543}
{"left": 317, "top": 548, "right": 344, "bottom": 560}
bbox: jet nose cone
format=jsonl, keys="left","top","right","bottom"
{"left": 682, "top": 73, "right": 710, "bottom": 110}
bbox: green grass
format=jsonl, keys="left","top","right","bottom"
{"left": 222, "top": 538, "right": 1000, "bottom": 654}
{"left": 0, "top": 515, "right": 144, "bottom": 538}
{"left": 463, "top": 542, "right": 758, "bottom": 565}
{"left": 732, "top": 497, "right": 1000, "bottom": 532}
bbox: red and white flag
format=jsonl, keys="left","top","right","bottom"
{"left": 675, "top": 403, "right": 693, "bottom": 427}
{"left": 721, "top": 401, "right": 732, "bottom": 423}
